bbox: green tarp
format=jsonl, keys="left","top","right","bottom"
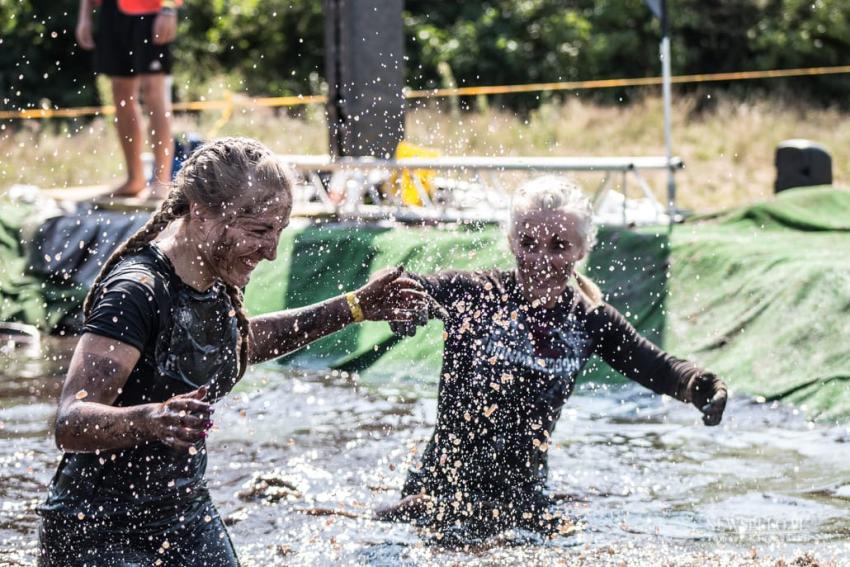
{"left": 0, "top": 202, "right": 43, "bottom": 325}
{"left": 243, "top": 186, "right": 850, "bottom": 420}
{"left": 1, "top": 186, "right": 849, "bottom": 420}
{"left": 0, "top": 202, "right": 92, "bottom": 331}
{"left": 244, "top": 222, "right": 514, "bottom": 392}
{"left": 0, "top": 202, "right": 87, "bottom": 330}
{"left": 661, "top": 186, "right": 850, "bottom": 420}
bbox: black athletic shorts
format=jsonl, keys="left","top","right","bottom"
{"left": 94, "top": 0, "right": 173, "bottom": 76}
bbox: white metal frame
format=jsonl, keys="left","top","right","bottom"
{"left": 277, "top": 154, "right": 684, "bottom": 226}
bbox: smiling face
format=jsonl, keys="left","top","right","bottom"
{"left": 191, "top": 194, "right": 292, "bottom": 288}
{"left": 509, "top": 208, "right": 588, "bottom": 308}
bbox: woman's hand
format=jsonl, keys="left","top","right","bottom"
{"left": 690, "top": 373, "right": 727, "bottom": 426}
{"left": 144, "top": 386, "right": 214, "bottom": 451}
{"left": 75, "top": 13, "right": 95, "bottom": 50}
{"left": 152, "top": 10, "right": 178, "bottom": 45}
{"left": 355, "top": 266, "right": 431, "bottom": 322}
{"left": 389, "top": 295, "right": 449, "bottom": 337}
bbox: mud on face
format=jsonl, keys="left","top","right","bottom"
{"left": 193, "top": 196, "right": 292, "bottom": 288}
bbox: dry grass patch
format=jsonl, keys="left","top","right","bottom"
{"left": 2, "top": 94, "right": 848, "bottom": 213}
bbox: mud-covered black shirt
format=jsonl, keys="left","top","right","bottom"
{"left": 403, "top": 270, "right": 706, "bottom": 503}
{"left": 41, "top": 244, "right": 239, "bottom": 528}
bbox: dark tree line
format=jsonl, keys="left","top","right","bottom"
{"left": 2, "top": 0, "right": 849, "bottom": 113}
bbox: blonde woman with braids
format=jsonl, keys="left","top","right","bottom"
{"left": 38, "top": 138, "right": 430, "bottom": 566}
{"left": 376, "top": 176, "right": 728, "bottom": 542}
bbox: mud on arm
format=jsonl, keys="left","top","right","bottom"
{"left": 55, "top": 333, "right": 211, "bottom": 452}
{"left": 248, "top": 296, "right": 354, "bottom": 364}
{"left": 249, "top": 267, "right": 430, "bottom": 364}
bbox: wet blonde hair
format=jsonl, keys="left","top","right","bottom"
{"left": 509, "top": 175, "right": 603, "bottom": 306}
{"left": 83, "top": 137, "right": 295, "bottom": 378}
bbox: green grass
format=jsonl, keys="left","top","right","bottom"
{"left": 2, "top": 93, "right": 849, "bottom": 213}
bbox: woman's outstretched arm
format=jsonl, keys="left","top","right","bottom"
{"left": 248, "top": 267, "right": 430, "bottom": 364}
{"left": 591, "top": 304, "right": 727, "bottom": 425}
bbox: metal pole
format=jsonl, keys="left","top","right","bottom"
{"left": 661, "top": 0, "right": 675, "bottom": 222}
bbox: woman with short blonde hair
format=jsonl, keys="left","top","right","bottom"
{"left": 378, "top": 175, "right": 727, "bottom": 542}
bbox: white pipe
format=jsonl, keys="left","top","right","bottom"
{"left": 277, "top": 154, "right": 684, "bottom": 173}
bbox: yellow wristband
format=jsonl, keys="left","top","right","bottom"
{"left": 345, "top": 292, "right": 365, "bottom": 323}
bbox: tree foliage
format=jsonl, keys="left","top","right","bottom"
{"left": 0, "top": 1, "right": 98, "bottom": 111}
{"left": 2, "top": 0, "right": 849, "bottom": 112}
{"left": 175, "top": 0, "right": 324, "bottom": 98}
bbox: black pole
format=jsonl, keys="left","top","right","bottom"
{"left": 323, "top": 0, "right": 406, "bottom": 159}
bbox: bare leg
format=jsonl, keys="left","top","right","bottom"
{"left": 141, "top": 73, "right": 174, "bottom": 199}
{"left": 110, "top": 76, "right": 146, "bottom": 196}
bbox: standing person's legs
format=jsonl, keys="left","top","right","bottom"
{"left": 110, "top": 76, "right": 146, "bottom": 196}
{"left": 94, "top": 0, "right": 147, "bottom": 197}
{"left": 141, "top": 73, "right": 174, "bottom": 199}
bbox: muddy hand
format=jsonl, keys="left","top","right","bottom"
{"left": 688, "top": 372, "right": 727, "bottom": 426}
{"left": 356, "top": 266, "right": 430, "bottom": 322}
{"left": 149, "top": 386, "right": 214, "bottom": 452}
{"left": 389, "top": 295, "right": 448, "bottom": 337}
{"left": 701, "top": 390, "right": 727, "bottom": 426}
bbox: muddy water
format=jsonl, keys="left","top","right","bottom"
{"left": 1, "top": 338, "right": 850, "bottom": 566}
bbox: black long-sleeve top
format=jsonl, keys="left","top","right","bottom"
{"left": 403, "top": 269, "right": 711, "bottom": 504}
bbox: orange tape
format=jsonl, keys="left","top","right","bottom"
{"left": 405, "top": 65, "right": 850, "bottom": 98}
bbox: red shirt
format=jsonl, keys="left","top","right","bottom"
{"left": 95, "top": 0, "right": 183, "bottom": 15}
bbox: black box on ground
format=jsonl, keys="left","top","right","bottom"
{"left": 774, "top": 139, "right": 832, "bottom": 193}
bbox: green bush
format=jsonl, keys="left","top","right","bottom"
{"left": 0, "top": 0, "right": 101, "bottom": 111}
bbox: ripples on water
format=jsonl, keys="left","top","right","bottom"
{"left": 1, "top": 337, "right": 849, "bottom": 566}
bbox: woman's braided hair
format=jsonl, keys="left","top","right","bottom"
{"left": 83, "top": 137, "right": 294, "bottom": 378}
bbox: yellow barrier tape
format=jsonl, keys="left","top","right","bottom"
{"left": 248, "top": 94, "right": 327, "bottom": 107}
{"left": 3, "top": 105, "right": 118, "bottom": 119}
{"left": 206, "top": 90, "right": 235, "bottom": 138}
{"left": 405, "top": 64, "right": 850, "bottom": 98}
{"left": 1, "top": 65, "right": 849, "bottom": 121}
